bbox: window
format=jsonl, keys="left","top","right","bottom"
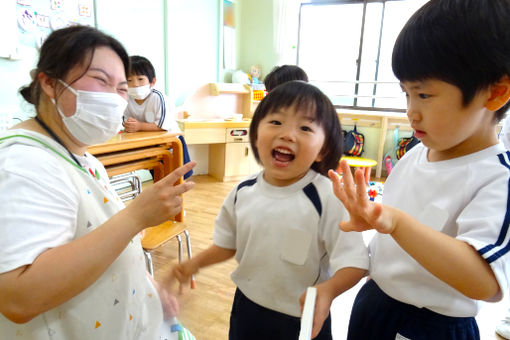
{"left": 297, "top": 0, "right": 428, "bottom": 111}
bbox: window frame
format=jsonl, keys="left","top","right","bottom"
{"left": 297, "top": 0, "right": 410, "bottom": 113}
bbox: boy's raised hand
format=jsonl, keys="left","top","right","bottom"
{"left": 172, "top": 260, "right": 199, "bottom": 294}
{"left": 328, "top": 160, "right": 394, "bottom": 234}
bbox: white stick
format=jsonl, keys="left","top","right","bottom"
{"left": 298, "top": 287, "right": 317, "bottom": 340}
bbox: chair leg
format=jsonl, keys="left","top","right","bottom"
{"left": 176, "top": 234, "right": 183, "bottom": 263}
{"left": 144, "top": 250, "right": 154, "bottom": 277}
{"left": 183, "top": 230, "right": 196, "bottom": 289}
{"left": 184, "top": 230, "right": 193, "bottom": 260}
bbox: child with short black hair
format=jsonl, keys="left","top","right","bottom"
{"left": 124, "top": 55, "right": 179, "bottom": 133}
{"left": 124, "top": 55, "right": 192, "bottom": 178}
{"left": 329, "top": 1, "right": 510, "bottom": 339}
{"left": 173, "top": 81, "right": 368, "bottom": 340}
{"left": 264, "top": 65, "right": 309, "bottom": 91}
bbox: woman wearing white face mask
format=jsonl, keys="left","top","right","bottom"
{"left": 0, "top": 26, "right": 196, "bottom": 340}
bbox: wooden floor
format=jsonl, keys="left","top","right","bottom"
{"left": 144, "top": 175, "right": 507, "bottom": 340}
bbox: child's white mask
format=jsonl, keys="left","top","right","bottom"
{"left": 53, "top": 80, "right": 127, "bottom": 145}
{"left": 128, "top": 84, "right": 151, "bottom": 100}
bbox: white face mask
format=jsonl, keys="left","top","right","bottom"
{"left": 127, "top": 84, "right": 151, "bottom": 100}
{"left": 53, "top": 80, "right": 127, "bottom": 145}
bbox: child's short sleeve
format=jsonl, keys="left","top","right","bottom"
{"left": 455, "top": 170, "right": 510, "bottom": 302}
{"left": 156, "top": 92, "right": 181, "bottom": 133}
{"left": 320, "top": 188, "right": 369, "bottom": 273}
{"left": 213, "top": 187, "right": 237, "bottom": 249}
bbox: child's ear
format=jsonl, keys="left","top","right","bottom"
{"left": 150, "top": 77, "right": 157, "bottom": 88}
{"left": 485, "top": 76, "right": 510, "bottom": 111}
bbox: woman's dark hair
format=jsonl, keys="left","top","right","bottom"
{"left": 128, "top": 55, "right": 156, "bottom": 82}
{"left": 392, "top": 0, "right": 510, "bottom": 121}
{"left": 264, "top": 65, "right": 309, "bottom": 91}
{"left": 19, "top": 25, "right": 129, "bottom": 110}
{"left": 249, "top": 81, "right": 342, "bottom": 176}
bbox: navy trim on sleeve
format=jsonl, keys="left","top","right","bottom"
{"left": 303, "top": 183, "right": 322, "bottom": 217}
{"left": 234, "top": 178, "right": 257, "bottom": 204}
{"left": 478, "top": 151, "right": 510, "bottom": 263}
{"left": 152, "top": 89, "right": 166, "bottom": 128}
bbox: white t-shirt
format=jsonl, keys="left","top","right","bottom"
{"left": 124, "top": 89, "right": 180, "bottom": 133}
{"left": 214, "top": 170, "right": 369, "bottom": 317}
{"left": 0, "top": 130, "right": 164, "bottom": 339}
{"left": 500, "top": 114, "right": 510, "bottom": 149}
{"left": 370, "top": 142, "right": 510, "bottom": 317}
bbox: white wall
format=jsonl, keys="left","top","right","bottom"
{"left": 95, "top": 0, "right": 167, "bottom": 93}
{"left": 0, "top": 0, "right": 221, "bottom": 124}
{"left": 95, "top": 0, "right": 220, "bottom": 107}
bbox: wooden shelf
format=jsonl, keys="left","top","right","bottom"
{"left": 209, "top": 82, "right": 255, "bottom": 118}
{"left": 209, "top": 83, "right": 251, "bottom": 96}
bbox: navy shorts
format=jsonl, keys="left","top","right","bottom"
{"left": 229, "top": 288, "right": 332, "bottom": 340}
{"left": 347, "top": 279, "right": 480, "bottom": 340}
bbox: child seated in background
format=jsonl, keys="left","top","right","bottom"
{"left": 124, "top": 55, "right": 192, "bottom": 179}
{"left": 264, "top": 65, "right": 308, "bottom": 91}
{"left": 329, "top": 0, "right": 510, "bottom": 338}
{"left": 172, "top": 81, "right": 368, "bottom": 340}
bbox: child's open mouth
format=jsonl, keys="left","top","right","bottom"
{"left": 272, "top": 147, "right": 295, "bottom": 165}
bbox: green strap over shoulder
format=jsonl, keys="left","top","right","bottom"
{"left": 0, "top": 134, "right": 87, "bottom": 174}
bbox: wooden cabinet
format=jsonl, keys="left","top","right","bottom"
{"left": 209, "top": 127, "right": 261, "bottom": 182}
{"left": 177, "top": 83, "right": 262, "bottom": 181}
{"left": 178, "top": 120, "right": 261, "bottom": 182}
{"left": 209, "top": 142, "right": 261, "bottom": 182}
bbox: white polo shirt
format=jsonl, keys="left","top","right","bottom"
{"left": 370, "top": 143, "right": 510, "bottom": 317}
{"left": 124, "top": 89, "right": 180, "bottom": 133}
{"left": 214, "top": 170, "right": 369, "bottom": 317}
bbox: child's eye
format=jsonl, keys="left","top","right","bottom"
{"left": 269, "top": 120, "right": 281, "bottom": 125}
{"left": 418, "top": 93, "right": 430, "bottom": 99}
{"left": 301, "top": 126, "right": 312, "bottom": 132}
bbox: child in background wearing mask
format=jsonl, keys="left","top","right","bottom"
{"left": 124, "top": 55, "right": 192, "bottom": 179}
{"left": 172, "top": 81, "right": 368, "bottom": 340}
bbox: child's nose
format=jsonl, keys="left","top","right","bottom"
{"left": 407, "top": 100, "right": 420, "bottom": 122}
{"left": 279, "top": 126, "right": 297, "bottom": 142}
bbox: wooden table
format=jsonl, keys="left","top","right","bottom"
{"left": 88, "top": 131, "right": 184, "bottom": 222}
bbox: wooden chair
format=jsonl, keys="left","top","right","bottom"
{"left": 111, "top": 170, "right": 195, "bottom": 287}
{"left": 141, "top": 221, "right": 195, "bottom": 288}
{"left": 109, "top": 172, "right": 142, "bottom": 201}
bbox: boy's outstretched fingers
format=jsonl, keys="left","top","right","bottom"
{"left": 329, "top": 164, "right": 380, "bottom": 232}
{"left": 354, "top": 168, "right": 369, "bottom": 204}
{"left": 328, "top": 169, "right": 344, "bottom": 201}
